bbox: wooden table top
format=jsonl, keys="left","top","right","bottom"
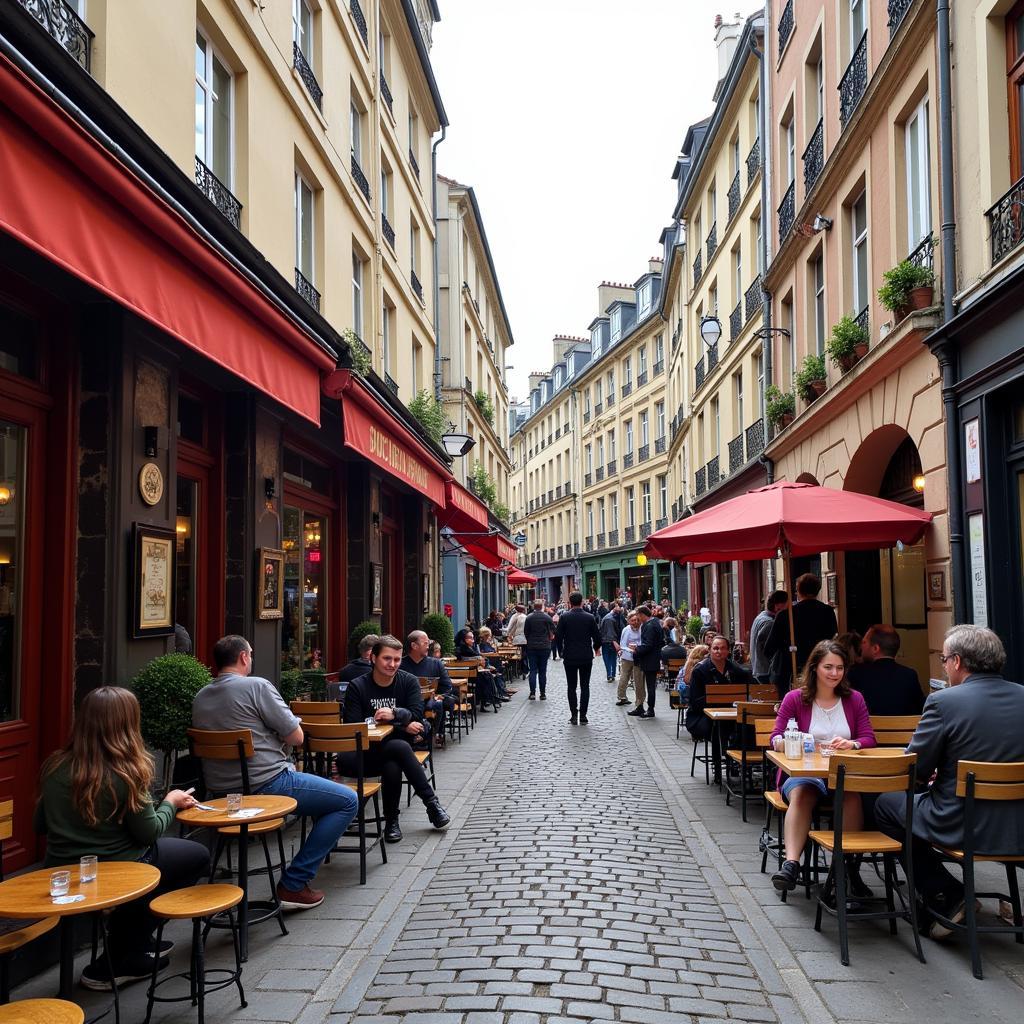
{"left": 0, "top": 861, "right": 160, "bottom": 919}
{"left": 704, "top": 708, "right": 739, "bottom": 721}
{"left": 0, "top": 998, "right": 84, "bottom": 1023}
{"left": 176, "top": 794, "right": 298, "bottom": 829}
{"left": 766, "top": 746, "right": 905, "bottom": 778}
{"left": 367, "top": 724, "right": 393, "bottom": 741}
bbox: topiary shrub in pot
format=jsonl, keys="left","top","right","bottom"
{"left": 826, "top": 314, "right": 869, "bottom": 373}
{"left": 877, "top": 259, "right": 935, "bottom": 321}
{"left": 131, "top": 653, "right": 212, "bottom": 793}
{"left": 795, "top": 354, "right": 827, "bottom": 403}
{"left": 348, "top": 618, "right": 382, "bottom": 658}
{"left": 278, "top": 669, "right": 304, "bottom": 705}
{"left": 766, "top": 385, "right": 796, "bottom": 429}
{"left": 422, "top": 612, "right": 455, "bottom": 656}
{"left": 685, "top": 615, "right": 703, "bottom": 642}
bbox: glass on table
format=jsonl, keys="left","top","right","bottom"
{"left": 50, "top": 870, "right": 71, "bottom": 898}
{"left": 79, "top": 855, "right": 98, "bottom": 883}
{"left": 817, "top": 741, "right": 835, "bottom": 758}
{"left": 226, "top": 793, "right": 243, "bottom": 812}
{"left": 364, "top": 717, "right": 376, "bottom": 728}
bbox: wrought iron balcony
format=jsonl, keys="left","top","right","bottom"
{"left": 293, "top": 42, "right": 323, "bottom": 110}
{"left": 638, "top": 444, "right": 650, "bottom": 463}
{"left": 596, "top": 466, "right": 605, "bottom": 482}
{"left": 653, "top": 359, "right": 664, "bottom": 375}
{"left": 409, "top": 149, "right": 420, "bottom": 178}
{"left": 745, "top": 419, "right": 765, "bottom": 461}
{"left": 411, "top": 270, "right": 423, "bottom": 302}
{"left": 380, "top": 69, "right": 393, "bottom": 115}
{"left": 608, "top": 530, "right": 619, "bottom": 547}
{"left": 803, "top": 118, "right": 824, "bottom": 193}
{"left": 556, "top": 484, "right": 563, "bottom": 498}
{"left": 655, "top": 436, "right": 666, "bottom": 454}
{"left": 706, "top": 222, "right": 718, "bottom": 262}
{"left": 987, "top": 177, "right": 1024, "bottom": 266}
{"left": 597, "top": 533, "right": 606, "bottom": 550}
{"left": 352, "top": 332, "right": 372, "bottom": 366}
{"left": 621, "top": 382, "right": 632, "bottom": 398}
{"left": 728, "top": 171, "right": 741, "bottom": 222}
{"left": 623, "top": 452, "right": 634, "bottom": 469}
{"left": 584, "top": 472, "right": 593, "bottom": 488}
{"left": 294, "top": 268, "right": 320, "bottom": 312}
{"left": 708, "top": 454, "right": 721, "bottom": 485}
{"left": 384, "top": 372, "right": 399, "bottom": 396}
{"left": 350, "top": 0, "right": 368, "bottom": 45}
{"left": 707, "top": 341, "right": 719, "bottom": 372}
{"left": 640, "top": 522, "right": 652, "bottom": 540}
{"left": 594, "top": 402, "right": 603, "bottom": 415}
{"left": 558, "top": 545, "right": 564, "bottom": 559}
{"left": 625, "top": 526, "right": 636, "bottom": 544}
{"left": 840, "top": 32, "right": 868, "bottom": 128}
{"left": 606, "top": 392, "right": 615, "bottom": 407}
{"left": 382, "top": 213, "right": 395, "bottom": 249}
{"left": 583, "top": 410, "right": 591, "bottom": 423}
{"left": 17, "top": 0, "right": 93, "bottom": 70}
{"left": 728, "top": 433, "right": 744, "bottom": 473}
{"left": 778, "top": 0, "right": 794, "bottom": 55}
{"left": 656, "top": 517, "right": 668, "bottom": 531}
{"left": 888, "top": 0, "right": 913, "bottom": 37}
{"left": 855, "top": 305, "right": 869, "bottom": 339}
{"left": 585, "top": 536, "right": 594, "bottom": 552}
{"left": 745, "top": 274, "right": 762, "bottom": 322}
{"left": 695, "top": 358, "right": 706, "bottom": 392}
{"left": 607, "top": 460, "right": 617, "bottom": 476}
{"left": 195, "top": 158, "right": 242, "bottom": 230}
{"left": 693, "top": 250, "right": 703, "bottom": 286}
{"left": 637, "top": 371, "right": 648, "bottom": 387}
{"left": 729, "top": 302, "right": 742, "bottom": 342}
{"left": 779, "top": 181, "right": 795, "bottom": 241}
{"left": 351, "top": 156, "right": 371, "bottom": 202}
{"left": 908, "top": 233, "right": 934, "bottom": 272}
{"left": 746, "top": 137, "right": 760, "bottom": 190}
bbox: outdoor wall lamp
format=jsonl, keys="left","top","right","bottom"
{"left": 812, "top": 214, "right": 833, "bottom": 233}
{"left": 913, "top": 474, "right": 926, "bottom": 493}
{"left": 699, "top": 315, "right": 722, "bottom": 349}
{"left": 264, "top": 477, "right": 276, "bottom": 502}
{"left": 440, "top": 419, "right": 475, "bottom": 457}
{"left": 371, "top": 511, "right": 381, "bottom": 528}
{"left": 143, "top": 425, "right": 163, "bottom": 458}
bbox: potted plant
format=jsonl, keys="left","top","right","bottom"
{"left": 795, "top": 354, "right": 827, "bottom": 403}
{"left": 349, "top": 618, "right": 382, "bottom": 658}
{"left": 826, "top": 314, "right": 870, "bottom": 373}
{"left": 877, "top": 258, "right": 935, "bottom": 320}
{"left": 766, "top": 385, "right": 796, "bottom": 428}
{"left": 685, "top": 615, "right": 703, "bottom": 641}
{"left": 422, "top": 612, "right": 455, "bottom": 655}
{"left": 131, "top": 653, "right": 212, "bottom": 793}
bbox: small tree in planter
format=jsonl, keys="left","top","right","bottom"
{"left": 766, "top": 385, "right": 796, "bottom": 428}
{"left": 685, "top": 615, "right": 703, "bottom": 641}
{"left": 795, "top": 353, "right": 827, "bottom": 403}
{"left": 131, "top": 653, "right": 212, "bottom": 793}
{"left": 349, "top": 618, "right": 381, "bottom": 658}
{"left": 878, "top": 259, "right": 935, "bottom": 320}
{"left": 826, "top": 314, "right": 869, "bottom": 373}
{"left": 422, "top": 612, "right": 455, "bottom": 655}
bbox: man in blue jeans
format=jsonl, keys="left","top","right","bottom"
{"left": 191, "top": 635, "right": 358, "bottom": 911}
{"left": 523, "top": 599, "right": 554, "bottom": 699}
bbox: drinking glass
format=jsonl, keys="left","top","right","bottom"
{"left": 79, "top": 855, "right": 98, "bottom": 883}
{"left": 817, "top": 742, "right": 834, "bottom": 759}
{"left": 226, "top": 793, "right": 243, "bottom": 813}
{"left": 364, "top": 717, "right": 376, "bottom": 729}
{"left": 50, "top": 870, "right": 70, "bottom": 898}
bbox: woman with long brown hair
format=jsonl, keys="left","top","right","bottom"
{"left": 34, "top": 686, "right": 209, "bottom": 991}
{"left": 768, "top": 640, "right": 876, "bottom": 895}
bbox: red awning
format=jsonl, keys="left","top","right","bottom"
{"left": 507, "top": 568, "right": 538, "bottom": 585}
{"left": 0, "top": 55, "right": 333, "bottom": 423}
{"left": 439, "top": 479, "right": 490, "bottom": 533}
{"left": 461, "top": 533, "right": 518, "bottom": 571}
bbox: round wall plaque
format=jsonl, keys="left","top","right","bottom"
{"left": 138, "top": 462, "right": 164, "bottom": 506}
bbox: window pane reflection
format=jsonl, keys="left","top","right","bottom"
{"left": 0, "top": 423, "right": 25, "bottom": 722}
{"left": 282, "top": 507, "right": 326, "bottom": 672}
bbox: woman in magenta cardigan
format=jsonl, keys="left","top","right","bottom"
{"left": 769, "top": 639, "right": 876, "bottom": 894}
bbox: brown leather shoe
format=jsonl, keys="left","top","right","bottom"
{"left": 276, "top": 882, "right": 325, "bottom": 910}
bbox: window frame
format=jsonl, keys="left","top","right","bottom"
{"left": 1008, "top": 1, "right": 1024, "bottom": 182}
{"left": 195, "top": 27, "right": 234, "bottom": 186}
{"left": 295, "top": 172, "right": 315, "bottom": 280}
{"left": 904, "top": 96, "right": 932, "bottom": 250}
{"left": 851, "top": 190, "right": 869, "bottom": 314}
{"left": 293, "top": 0, "right": 314, "bottom": 61}
{"left": 352, "top": 250, "right": 364, "bottom": 339}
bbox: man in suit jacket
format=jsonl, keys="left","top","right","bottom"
{"left": 876, "top": 625, "right": 1024, "bottom": 938}
{"left": 629, "top": 605, "right": 666, "bottom": 719}
{"left": 764, "top": 573, "right": 837, "bottom": 696}
{"left": 555, "top": 591, "right": 602, "bottom": 725}
{"left": 848, "top": 624, "right": 925, "bottom": 716}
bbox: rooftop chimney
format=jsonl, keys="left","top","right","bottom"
{"left": 714, "top": 13, "right": 744, "bottom": 84}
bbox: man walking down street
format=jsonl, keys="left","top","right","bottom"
{"left": 630, "top": 605, "right": 665, "bottom": 719}
{"left": 599, "top": 603, "right": 622, "bottom": 682}
{"left": 524, "top": 599, "right": 555, "bottom": 700}
{"left": 556, "top": 591, "right": 602, "bottom": 725}
{"left": 616, "top": 611, "right": 644, "bottom": 709}
{"left": 749, "top": 590, "right": 788, "bottom": 685}
{"left": 764, "top": 573, "right": 837, "bottom": 696}
{"left": 848, "top": 624, "right": 925, "bottom": 716}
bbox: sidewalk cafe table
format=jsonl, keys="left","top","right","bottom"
{"left": 704, "top": 707, "right": 738, "bottom": 786}
{"left": 0, "top": 861, "right": 160, "bottom": 1000}
{"left": 176, "top": 795, "right": 296, "bottom": 962}
{"left": 766, "top": 746, "right": 902, "bottom": 779}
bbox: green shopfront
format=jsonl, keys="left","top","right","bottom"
{"left": 580, "top": 550, "right": 672, "bottom": 606}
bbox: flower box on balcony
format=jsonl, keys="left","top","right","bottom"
{"left": 878, "top": 258, "right": 935, "bottom": 322}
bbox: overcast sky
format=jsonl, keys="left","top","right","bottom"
{"left": 431, "top": 0, "right": 763, "bottom": 400}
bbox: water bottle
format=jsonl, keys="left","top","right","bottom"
{"left": 803, "top": 733, "right": 815, "bottom": 754}
{"left": 783, "top": 718, "right": 802, "bottom": 759}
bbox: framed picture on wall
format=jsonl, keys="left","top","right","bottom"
{"left": 825, "top": 573, "right": 838, "bottom": 606}
{"left": 928, "top": 570, "right": 946, "bottom": 602}
{"left": 371, "top": 562, "right": 384, "bottom": 615}
{"left": 421, "top": 573, "right": 430, "bottom": 613}
{"left": 131, "top": 523, "right": 176, "bottom": 639}
{"left": 257, "top": 547, "right": 285, "bottom": 620}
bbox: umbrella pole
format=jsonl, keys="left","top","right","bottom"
{"left": 784, "top": 545, "right": 798, "bottom": 689}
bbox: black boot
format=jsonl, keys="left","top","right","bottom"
{"left": 772, "top": 859, "right": 800, "bottom": 892}
{"left": 425, "top": 798, "right": 450, "bottom": 830}
{"left": 384, "top": 817, "right": 402, "bottom": 843}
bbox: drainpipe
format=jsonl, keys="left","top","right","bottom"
{"left": 936, "top": 0, "right": 965, "bottom": 621}
{"left": 431, "top": 125, "right": 447, "bottom": 401}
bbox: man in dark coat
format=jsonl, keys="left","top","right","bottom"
{"left": 555, "top": 592, "right": 601, "bottom": 725}
{"left": 338, "top": 634, "right": 379, "bottom": 682}
{"left": 848, "top": 624, "right": 925, "bottom": 716}
{"left": 764, "top": 573, "right": 837, "bottom": 695}
{"left": 876, "top": 625, "right": 1024, "bottom": 938}
{"left": 523, "top": 599, "right": 555, "bottom": 700}
{"left": 629, "top": 605, "right": 666, "bottom": 719}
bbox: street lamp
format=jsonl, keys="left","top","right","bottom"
{"left": 440, "top": 419, "right": 475, "bottom": 458}
{"left": 699, "top": 314, "right": 722, "bottom": 349}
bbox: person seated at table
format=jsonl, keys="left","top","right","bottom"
{"left": 477, "top": 627, "right": 512, "bottom": 697}
{"left": 428, "top": 639, "right": 443, "bottom": 659}
{"left": 835, "top": 630, "right": 863, "bottom": 669}
{"left": 343, "top": 636, "right": 451, "bottom": 843}
{"left": 338, "top": 633, "right": 379, "bottom": 682}
{"left": 401, "top": 629, "right": 456, "bottom": 720}
{"left": 675, "top": 643, "right": 709, "bottom": 701}
{"left": 191, "top": 635, "right": 359, "bottom": 911}
{"left": 455, "top": 630, "right": 504, "bottom": 708}
{"left": 847, "top": 624, "right": 924, "bottom": 716}
{"left": 684, "top": 634, "right": 750, "bottom": 747}
{"left": 661, "top": 620, "right": 688, "bottom": 665}
{"left": 34, "top": 686, "right": 209, "bottom": 991}
{"left": 769, "top": 640, "right": 876, "bottom": 896}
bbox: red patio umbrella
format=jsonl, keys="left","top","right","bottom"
{"left": 643, "top": 481, "right": 933, "bottom": 681}
{"left": 506, "top": 568, "right": 538, "bottom": 586}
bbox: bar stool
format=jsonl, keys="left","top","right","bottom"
{"left": 0, "top": 999, "right": 83, "bottom": 1023}
{"left": 143, "top": 884, "right": 246, "bottom": 1024}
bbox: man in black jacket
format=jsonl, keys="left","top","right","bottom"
{"left": 555, "top": 592, "right": 602, "bottom": 725}
{"left": 523, "top": 599, "right": 554, "bottom": 700}
{"left": 848, "top": 624, "right": 925, "bottom": 716}
{"left": 630, "top": 605, "right": 665, "bottom": 719}
{"left": 338, "top": 633, "right": 378, "bottom": 682}
{"left": 764, "top": 573, "right": 837, "bottom": 695}
{"left": 342, "top": 635, "right": 450, "bottom": 843}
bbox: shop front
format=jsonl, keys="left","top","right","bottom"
{"left": 580, "top": 551, "right": 672, "bottom": 607}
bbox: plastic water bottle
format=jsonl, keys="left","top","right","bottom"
{"left": 784, "top": 718, "right": 802, "bottom": 759}
{"left": 803, "top": 733, "right": 815, "bottom": 754}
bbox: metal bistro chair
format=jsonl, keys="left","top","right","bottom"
{"left": 724, "top": 702, "right": 777, "bottom": 822}
{"left": 663, "top": 659, "right": 686, "bottom": 738}
{"left": 405, "top": 683, "right": 439, "bottom": 807}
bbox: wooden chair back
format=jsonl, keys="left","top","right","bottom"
{"left": 736, "top": 700, "right": 776, "bottom": 723}
{"left": 749, "top": 684, "right": 779, "bottom": 703}
{"left": 665, "top": 659, "right": 686, "bottom": 674}
{"left": 755, "top": 718, "right": 777, "bottom": 748}
{"left": 705, "top": 684, "right": 747, "bottom": 707}
{"left": 0, "top": 800, "right": 12, "bottom": 845}
{"left": 419, "top": 679, "right": 438, "bottom": 699}
{"left": 447, "top": 660, "right": 481, "bottom": 672}
{"left": 956, "top": 760, "right": 1024, "bottom": 801}
{"left": 302, "top": 722, "right": 369, "bottom": 755}
{"left": 446, "top": 666, "right": 478, "bottom": 680}
{"left": 828, "top": 752, "right": 918, "bottom": 794}
{"left": 289, "top": 700, "right": 342, "bottom": 725}
{"left": 869, "top": 714, "right": 920, "bottom": 746}
{"left": 187, "top": 728, "right": 256, "bottom": 795}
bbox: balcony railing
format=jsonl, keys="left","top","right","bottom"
{"left": 729, "top": 302, "right": 742, "bottom": 342}
{"left": 638, "top": 444, "right": 650, "bottom": 463}
{"left": 908, "top": 233, "right": 935, "bottom": 273}
{"left": 594, "top": 402, "right": 603, "bottom": 415}
{"left": 583, "top": 410, "right": 591, "bottom": 423}
{"left": 382, "top": 213, "right": 395, "bottom": 249}
{"left": 637, "top": 371, "right": 648, "bottom": 387}
{"left": 585, "top": 537, "right": 593, "bottom": 552}
{"left": 778, "top": 181, "right": 794, "bottom": 240}
{"left": 706, "top": 222, "right": 718, "bottom": 262}
{"left": 708, "top": 455, "right": 721, "bottom": 486}
{"left": 707, "top": 341, "right": 719, "bottom": 372}
{"left": 693, "top": 250, "right": 703, "bottom": 286}
{"left": 695, "top": 357, "right": 706, "bottom": 392}
{"left": 656, "top": 517, "right": 668, "bottom": 531}
{"left": 411, "top": 270, "right": 423, "bottom": 302}
{"left": 384, "top": 372, "right": 399, "bottom": 396}
{"left": 350, "top": 0, "right": 369, "bottom": 45}
{"left": 606, "top": 392, "right": 615, "bottom": 407}
{"left": 623, "top": 452, "right": 634, "bottom": 469}
{"left": 728, "top": 171, "right": 741, "bottom": 222}
{"left": 409, "top": 149, "right": 420, "bottom": 178}
{"left": 597, "top": 533, "right": 606, "bottom": 550}
{"left": 195, "top": 158, "right": 242, "bottom": 230}
{"left": 608, "top": 530, "right": 619, "bottom": 547}
{"left": 728, "top": 433, "right": 745, "bottom": 473}
{"left": 803, "top": 118, "right": 824, "bottom": 193}
{"left": 17, "top": 0, "right": 93, "bottom": 70}
{"left": 888, "top": 0, "right": 913, "bottom": 38}
{"left": 295, "top": 268, "right": 320, "bottom": 312}
{"left": 653, "top": 359, "right": 664, "bottom": 375}
{"left": 584, "top": 472, "right": 593, "bottom": 488}
{"left": 293, "top": 42, "right": 323, "bottom": 110}
{"left": 746, "top": 137, "right": 760, "bottom": 190}
{"left": 840, "top": 32, "right": 869, "bottom": 128}
{"left": 624, "top": 526, "right": 636, "bottom": 544}
{"left": 987, "top": 178, "right": 1024, "bottom": 266}
{"left": 695, "top": 466, "right": 707, "bottom": 497}
{"left": 380, "top": 69, "right": 394, "bottom": 114}
{"left": 351, "top": 156, "right": 371, "bottom": 202}
{"left": 607, "top": 461, "right": 617, "bottom": 476}
{"left": 621, "top": 382, "right": 632, "bottom": 398}
{"left": 745, "top": 419, "right": 765, "bottom": 461}
{"left": 778, "top": 0, "right": 794, "bottom": 55}
{"left": 596, "top": 466, "right": 605, "bottom": 482}
{"left": 640, "top": 522, "right": 652, "bottom": 540}
{"left": 745, "top": 274, "right": 762, "bottom": 323}
{"left": 854, "top": 305, "right": 869, "bottom": 339}
{"left": 655, "top": 436, "right": 666, "bottom": 454}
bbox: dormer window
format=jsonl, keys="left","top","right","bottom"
{"left": 610, "top": 308, "right": 622, "bottom": 342}
{"left": 637, "top": 279, "right": 652, "bottom": 316}
{"left": 555, "top": 367, "right": 564, "bottom": 387}
{"left": 592, "top": 327, "right": 603, "bottom": 357}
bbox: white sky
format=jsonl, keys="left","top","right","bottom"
{"left": 432, "top": 0, "right": 764, "bottom": 400}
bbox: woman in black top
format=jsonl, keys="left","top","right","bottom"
{"left": 455, "top": 631, "right": 503, "bottom": 710}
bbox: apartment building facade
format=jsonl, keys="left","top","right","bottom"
{"left": 762, "top": 0, "right": 947, "bottom": 684}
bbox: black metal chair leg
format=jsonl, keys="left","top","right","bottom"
{"left": 142, "top": 919, "right": 165, "bottom": 1024}
{"left": 358, "top": 795, "right": 367, "bottom": 886}
{"left": 836, "top": 853, "right": 850, "bottom": 967}
{"left": 374, "top": 791, "right": 387, "bottom": 864}
{"left": 228, "top": 908, "right": 247, "bottom": 1008}
{"left": 964, "top": 858, "right": 983, "bottom": 979}
{"left": 884, "top": 855, "right": 898, "bottom": 935}
{"left": 98, "top": 907, "right": 121, "bottom": 1024}
{"left": 1007, "top": 863, "right": 1023, "bottom": 943}
{"left": 194, "top": 917, "right": 206, "bottom": 1024}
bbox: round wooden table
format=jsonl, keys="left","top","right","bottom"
{"left": 0, "top": 861, "right": 159, "bottom": 1000}
{"left": 0, "top": 999, "right": 84, "bottom": 1023}
{"left": 177, "top": 795, "right": 296, "bottom": 961}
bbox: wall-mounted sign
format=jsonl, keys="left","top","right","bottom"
{"left": 965, "top": 419, "right": 981, "bottom": 484}
{"left": 968, "top": 513, "right": 987, "bottom": 627}
{"left": 138, "top": 462, "right": 164, "bottom": 506}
